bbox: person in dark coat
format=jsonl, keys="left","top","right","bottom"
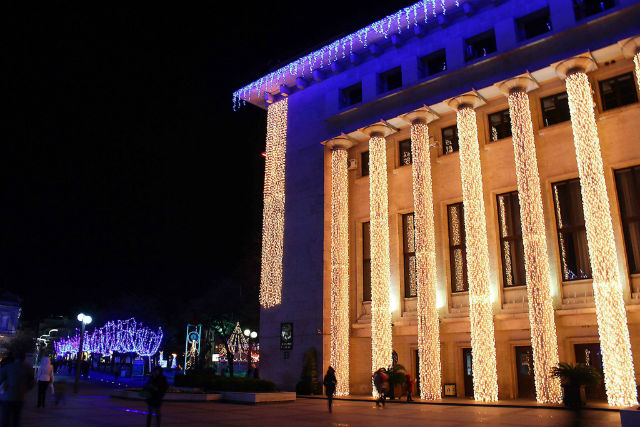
{"left": 405, "top": 373, "right": 415, "bottom": 402}
{"left": 143, "top": 366, "right": 168, "bottom": 427}
{"left": 0, "top": 353, "right": 34, "bottom": 427}
{"left": 323, "top": 367, "right": 337, "bottom": 413}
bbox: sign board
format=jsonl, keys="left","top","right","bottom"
{"left": 280, "top": 322, "right": 293, "bottom": 351}
{"left": 132, "top": 359, "right": 145, "bottom": 377}
{"left": 443, "top": 383, "right": 456, "bottom": 396}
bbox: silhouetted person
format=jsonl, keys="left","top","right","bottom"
{"left": 373, "top": 369, "right": 388, "bottom": 408}
{"left": 323, "top": 367, "right": 337, "bottom": 413}
{"left": 143, "top": 366, "right": 168, "bottom": 427}
{"left": 0, "top": 353, "right": 34, "bottom": 426}
{"left": 405, "top": 374, "right": 414, "bottom": 402}
{"left": 36, "top": 356, "right": 54, "bottom": 408}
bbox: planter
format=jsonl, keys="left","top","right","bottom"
{"left": 561, "top": 384, "right": 586, "bottom": 408}
{"left": 221, "top": 391, "right": 296, "bottom": 404}
{"left": 111, "top": 389, "right": 221, "bottom": 402}
{"left": 620, "top": 407, "right": 640, "bottom": 427}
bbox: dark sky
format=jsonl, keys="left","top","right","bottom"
{"left": 11, "top": 2, "right": 415, "bottom": 321}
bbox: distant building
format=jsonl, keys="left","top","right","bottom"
{"left": 0, "top": 290, "right": 21, "bottom": 338}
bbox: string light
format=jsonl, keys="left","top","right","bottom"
{"left": 259, "top": 99, "right": 289, "bottom": 309}
{"left": 507, "top": 88, "right": 561, "bottom": 404}
{"left": 634, "top": 52, "right": 640, "bottom": 91}
{"left": 565, "top": 70, "right": 637, "bottom": 407}
{"left": 456, "top": 105, "right": 498, "bottom": 402}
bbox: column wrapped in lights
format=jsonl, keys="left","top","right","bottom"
{"left": 620, "top": 37, "right": 640, "bottom": 90}
{"left": 259, "top": 98, "right": 289, "bottom": 309}
{"left": 327, "top": 137, "right": 354, "bottom": 396}
{"left": 497, "top": 77, "right": 561, "bottom": 404}
{"left": 403, "top": 108, "right": 441, "bottom": 400}
{"left": 448, "top": 96, "right": 498, "bottom": 402}
{"left": 556, "top": 57, "right": 637, "bottom": 407}
{"left": 363, "top": 123, "right": 393, "bottom": 396}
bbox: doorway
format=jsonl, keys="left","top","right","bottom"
{"left": 574, "top": 343, "right": 607, "bottom": 401}
{"left": 462, "top": 348, "right": 473, "bottom": 397}
{"left": 515, "top": 346, "right": 535, "bottom": 399}
{"left": 414, "top": 350, "right": 420, "bottom": 397}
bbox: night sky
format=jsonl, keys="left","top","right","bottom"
{"left": 11, "top": 2, "right": 415, "bottom": 323}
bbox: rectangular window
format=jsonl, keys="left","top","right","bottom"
{"left": 448, "top": 203, "right": 468, "bottom": 292}
{"left": 363, "top": 221, "right": 371, "bottom": 302}
{"left": 361, "top": 151, "right": 370, "bottom": 177}
{"left": 541, "top": 92, "right": 571, "bottom": 127}
{"left": 378, "top": 67, "right": 403, "bottom": 94}
{"left": 573, "top": 0, "right": 615, "bottom": 20}
{"left": 497, "top": 192, "right": 526, "bottom": 287}
{"left": 465, "top": 29, "right": 497, "bottom": 62}
{"left": 599, "top": 72, "right": 638, "bottom": 111}
{"left": 552, "top": 179, "right": 592, "bottom": 281}
{"left": 419, "top": 49, "right": 447, "bottom": 77}
{"left": 516, "top": 7, "right": 552, "bottom": 40}
{"left": 442, "top": 125, "right": 459, "bottom": 155}
{"left": 399, "top": 139, "right": 412, "bottom": 166}
{"left": 340, "top": 82, "right": 362, "bottom": 108}
{"left": 403, "top": 213, "right": 418, "bottom": 298}
{"left": 488, "top": 109, "right": 512, "bottom": 142}
{"left": 615, "top": 166, "right": 640, "bottom": 274}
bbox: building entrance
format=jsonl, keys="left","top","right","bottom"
{"left": 574, "top": 343, "right": 607, "bottom": 401}
{"left": 462, "top": 348, "right": 473, "bottom": 397}
{"left": 515, "top": 346, "right": 535, "bottom": 399}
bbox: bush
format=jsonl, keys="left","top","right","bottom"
{"left": 174, "top": 370, "right": 277, "bottom": 393}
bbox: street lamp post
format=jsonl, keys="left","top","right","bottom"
{"left": 74, "top": 313, "right": 92, "bottom": 394}
{"left": 243, "top": 329, "right": 258, "bottom": 375}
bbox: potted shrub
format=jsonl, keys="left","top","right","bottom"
{"left": 551, "top": 362, "right": 601, "bottom": 407}
{"left": 386, "top": 364, "right": 408, "bottom": 400}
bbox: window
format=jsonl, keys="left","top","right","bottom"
{"left": 541, "top": 92, "right": 571, "bottom": 127}
{"left": 419, "top": 49, "right": 447, "bottom": 77}
{"left": 573, "top": 0, "right": 615, "bottom": 20}
{"left": 399, "top": 139, "right": 412, "bottom": 166}
{"left": 378, "top": 67, "right": 403, "bottom": 93}
{"left": 448, "top": 203, "right": 468, "bottom": 292}
{"left": 363, "top": 222, "right": 371, "bottom": 302}
{"left": 497, "top": 192, "right": 526, "bottom": 287}
{"left": 599, "top": 73, "right": 638, "bottom": 111}
{"left": 488, "top": 109, "right": 512, "bottom": 141}
{"left": 516, "top": 8, "right": 552, "bottom": 40}
{"left": 361, "top": 151, "right": 370, "bottom": 177}
{"left": 340, "top": 82, "right": 362, "bottom": 108}
{"left": 552, "top": 179, "right": 592, "bottom": 281}
{"left": 442, "top": 125, "right": 459, "bottom": 155}
{"left": 465, "top": 30, "right": 497, "bottom": 62}
{"left": 615, "top": 166, "right": 640, "bottom": 274}
{"left": 402, "top": 213, "right": 418, "bottom": 298}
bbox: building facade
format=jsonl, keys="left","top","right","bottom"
{"left": 235, "top": 0, "right": 640, "bottom": 405}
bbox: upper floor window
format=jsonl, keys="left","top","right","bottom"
{"left": 573, "top": 0, "right": 615, "bottom": 20}
{"left": 399, "top": 139, "right": 412, "bottom": 166}
{"left": 599, "top": 72, "right": 638, "bottom": 111}
{"left": 497, "top": 192, "right": 526, "bottom": 287}
{"left": 615, "top": 166, "right": 640, "bottom": 274}
{"left": 541, "top": 92, "right": 571, "bottom": 127}
{"left": 465, "top": 29, "right": 497, "bottom": 62}
{"left": 340, "top": 82, "right": 362, "bottom": 108}
{"left": 378, "top": 67, "right": 403, "bottom": 94}
{"left": 363, "top": 221, "right": 371, "bottom": 302}
{"left": 442, "top": 125, "right": 459, "bottom": 155}
{"left": 402, "top": 213, "right": 418, "bottom": 298}
{"left": 488, "top": 109, "right": 512, "bottom": 142}
{"left": 552, "top": 178, "right": 592, "bottom": 281}
{"left": 361, "top": 151, "right": 370, "bottom": 177}
{"left": 448, "top": 202, "right": 468, "bottom": 293}
{"left": 516, "top": 7, "right": 552, "bottom": 41}
{"left": 419, "top": 49, "right": 447, "bottom": 77}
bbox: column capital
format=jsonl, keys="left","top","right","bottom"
{"left": 494, "top": 75, "right": 539, "bottom": 96}
{"left": 324, "top": 135, "right": 355, "bottom": 151}
{"left": 361, "top": 122, "right": 394, "bottom": 138}
{"left": 553, "top": 54, "right": 597, "bottom": 79}
{"left": 620, "top": 36, "right": 640, "bottom": 58}
{"left": 402, "top": 106, "right": 440, "bottom": 125}
{"left": 446, "top": 92, "right": 486, "bottom": 111}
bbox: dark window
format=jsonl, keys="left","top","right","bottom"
{"left": 552, "top": 179, "right": 592, "bottom": 281}
{"left": 465, "top": 29, "right": 497, "bottom": 62}
{"left": 442, "top": 125, "right": 459, "bottom": 155}
{"left": 541, "top": 92, "right": 571, "bottom": 127}
{"left": 573, "top": 0, "right": 615, "bottom": 20}
{"left": 361, "top": 151, "right": 370, "bottom": 177}
{"left": 419, "top": 49, "right": 447, "bottom": 77}
{"left": 340, "top": 82, "right": 362, "bottom": 108}
{"left": 599, "top": 73, "right": 638, "bottom": 111}
{"left": 516, "top": 8, "right": 552, "bottom": 40}
{"left": 363, "top": 221, "right": 371, "bottom": 302}
{"left": 399, "top": 139, "right": 412, "bottom": 166}
{"left": 497, "top": 192, "right": 526, "bottom": 287}
{"left": 615, "top": 166, "right": 640, "bottom": 274}
{"left": 402, "top": 213, "right": 418, "bottom": 298}
{"left": 488, "top": 109, "right": 512, "bottom": 141}
{"left": 378, "top": 67, "right": 403, "bottom": 93}
{"left": 448, "top": 203, "right": 468, "bottom": 292}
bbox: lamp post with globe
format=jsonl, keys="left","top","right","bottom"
{"left": 243, "top": 329, "right": 258, "bottom": 376}
{"left": 74, "top": 313, "right": 92, "bottom": 394}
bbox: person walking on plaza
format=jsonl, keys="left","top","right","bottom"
{"left": 0, "top": 352, "right": 34, "bottom": 427}
{"left": 323, "top": 366, "right": 337, "bottom": 413}
{"left": 373, "top": 368, "right": 388, "bottom": 408}
{"left": 36, "top": 356, "right": 54, "bottom": 408}
{"left": 143, "top": 366, "right": 168, "bottom": 427}
{"left": 405, "top": 373, "right": 414, "bottom": 402}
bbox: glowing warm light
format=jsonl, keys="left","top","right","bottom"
{"left": 507, "top": 89, "right": 561, "bottom": 404}
{"left": 330, "top": 146, "right": 350, "bottom": 396}
{"left": 409, "top": 119, "right": 442, "bottom": 400}
{"left": 635, "top": 53, "right": 640, "bottom": 92}
{"left": 259, "top": 99, "right": 289, "bottom": 309}
{"left": 565, "top": 71, "right": 637, "bottom": 407}
{"left": 457, "top": 106, "right": 498, "bottom": 402}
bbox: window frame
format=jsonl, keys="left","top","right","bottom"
{"left": 515, "top": 7, "right": 552, "bottom": 41}
{"left": 448, "top": 202, "right": 469, "bottom": 293}
{"left": 402, "top": 213, "right": 418, "bottom": 298}
{"left": 361, "top": 151, "right": 370, "bottom": 177}
{"left": 540, "top": 92, "right": 571, "bottom": 127}
{"left": 442, "top": 124, "right": 459, "bottom": 155}
{"left": 614, "top": 166, "right": 640, "bottom": 275}
{"left": 419, "top": 49, "right": 447, "bottom": 78}
{"left": 398, "top": 139, "right": 412, "bottom": 167}
{"left": 573, "top": 0, "right": 615, "bottom": 20}
{"left": 464, "top": 29, "right": 497, "bottom": 62}
{"left": 496, "top": 191, "right": 527, "bottom": 288}
{"left": 339, "top": 82, "right": 363, "bottom": 108}
{"left": 362, "top": 221, "right": 371, "bottom": 302}
{"left": 487, "top": 109, "right": 512, "bottom": 142}
{"left": 598, "top": 72, "right": 638, "bottom": 112}
{"left": 377, "top": 66, "right": 403, "bottom": 94}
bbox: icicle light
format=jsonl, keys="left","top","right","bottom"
{"left": 259, "top": 98, "right": 289, "bottom": 309}
{"left": 457, "top": 106, "right": 498, "bottom": 402}
{"left": 565, "top": 71, "right": 637, "bottom": 407}
{"left": 507, "top": 88, "right": 562, "bottom": 404}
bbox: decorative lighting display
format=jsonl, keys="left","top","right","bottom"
{"left": 330, "top": 146, "right": 350, "bottom": 396}
{"left": 565, "top": 71, "right": 637, "bottom": 407}
{"left": 368, "top": 134, "right": 393, "bottom": 396}
{"left": 54, "top": 318, "right": 163, "bottom": 357}
{"left": 409, "top": 119, "right": 442, "bottom": 400}
{"left": 456, "top": 106, "right": 498, "bottom": 402}
{"left": 219, "top": 323, "right": 250, "bottom": 363}
{"left": 507, "top": 88, "right": 561, "bottom": 404}
{"left": 635, "top": 53, "right": 640, "bottom": 91}
{"left": 260, "top": 99, "right": 289, "bottom": 309}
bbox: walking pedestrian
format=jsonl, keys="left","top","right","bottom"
{"left": 143, "top": 366, "right": 168, "bottom": 427}
{"left": 36, "top": 356, "right": 54, "bottom": 409}
{"left": 373, "top": 368, "right": 388, "bottom": 408}
{"left": 323, "top": 366, "right": 337, "bottom": 413}
{"left": 405, "top": 373, "right": 414, "bottom": 402}
{"left": 0, "top": 352, "right": 35, "bottom": 426}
